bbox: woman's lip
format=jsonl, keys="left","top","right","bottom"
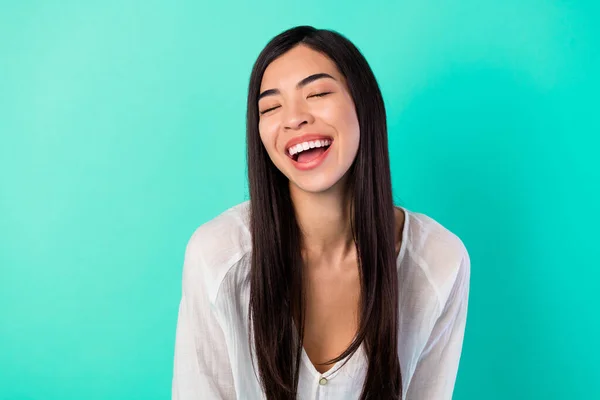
{"left": 285, "top": 135, "right": 334, "bottom": 154}
{"left": 289, "top": 142, "right": 332, "bottom": 171}
{"left": 285, "top": 139, "right": 334, "bottom": 159}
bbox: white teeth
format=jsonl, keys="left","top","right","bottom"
{"left": 288, "top": 139, "right": 331, "bottom": 156}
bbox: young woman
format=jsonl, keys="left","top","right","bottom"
{"left": 172, "top": 25, "right": 470, "bottom": 400}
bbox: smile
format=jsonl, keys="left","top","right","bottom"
{"left": 287, "top": 140, "right": 333, "bottom": 171}
{"left": 287, "top": 139, "right": 332, "bottom": 160}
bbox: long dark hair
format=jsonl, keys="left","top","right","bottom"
{"left": 246, "top": 25, "right": 401, "bottom": 399}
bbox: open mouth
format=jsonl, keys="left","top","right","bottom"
{"left": 287, "top": 139, "right": 332, "bottom": 163}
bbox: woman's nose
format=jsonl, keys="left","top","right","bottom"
{"left": 283, "top": 102, "right": 314, "bottom": 130}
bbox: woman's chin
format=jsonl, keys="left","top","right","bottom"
{"left": 288, "top": 173, "right": 345, "bottom": 195}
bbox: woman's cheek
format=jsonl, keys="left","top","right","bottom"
{"left": 326, "top": 97, "right": 351, "bottom": 119}
{"left": 259, "top": 121, "right": 277, "bottom": 154}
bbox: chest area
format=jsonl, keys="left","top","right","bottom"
{"left": 301, "top": 267, "right": 361, "bottom": 373}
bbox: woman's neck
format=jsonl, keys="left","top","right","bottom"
{"left": 290, "top": 179, "right": 356, "bottom": 268}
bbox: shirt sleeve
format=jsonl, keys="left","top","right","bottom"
{"left": 406, "top": 248, "right": 471, "bottom": 400}
{"left": 172, "top": 230, "right": 236, "bottom": 400}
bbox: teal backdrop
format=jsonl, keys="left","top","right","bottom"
{"left": 1, "top": 1, "right": 598, "bottom": 399}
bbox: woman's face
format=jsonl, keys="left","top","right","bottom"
{"left": 258, "top": 44, "right": 360, "bottom": 194}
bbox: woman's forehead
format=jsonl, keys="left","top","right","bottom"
{"left": 260, "top": 45, "right": 342, "bottom": 91}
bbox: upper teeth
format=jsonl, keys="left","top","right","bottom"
{"left": 288, "top": 139, "right": 331, "bottom": 156}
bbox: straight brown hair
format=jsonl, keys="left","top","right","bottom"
{"left": 246, "top": 25, "right": 401, "bottom": 399}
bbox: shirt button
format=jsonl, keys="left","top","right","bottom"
{"left": 319, "top": 377, "right": 328, "bottom": 385}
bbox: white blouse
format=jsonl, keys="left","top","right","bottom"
{"left": 172, "top": 201, "right": 470, "bottom": 400}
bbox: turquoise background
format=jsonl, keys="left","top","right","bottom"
{"left": 1, "top": 1, "right": 598, "bottom": 399}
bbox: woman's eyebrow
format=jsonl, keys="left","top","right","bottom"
{"left": 258, "top": 73, "right": 336, "bottom": 101}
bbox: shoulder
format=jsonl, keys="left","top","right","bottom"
{"left": 181, "top": 200, "right": 252, "bottom": 303}
{"left": 403, "top": 208, "right": 470, "bottom": 310}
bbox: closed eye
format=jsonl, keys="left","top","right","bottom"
{"left": 309, "top": 92, "right": 332, "bottom": 98}
{"left": 259, "top": 105, "right": 280, "bottom": 115}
